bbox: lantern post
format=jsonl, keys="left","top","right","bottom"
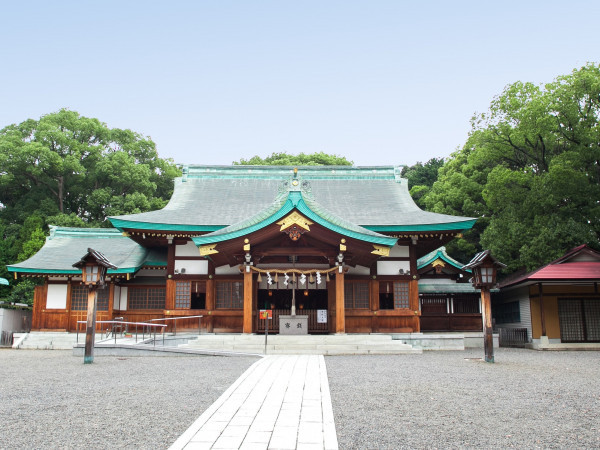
{"left": 463, "top": 250, "right": 506, "bottom": 363}
{"left": 73, "top": 248, "right": 116, "bottom": 364}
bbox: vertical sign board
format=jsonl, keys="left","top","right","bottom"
{"left": 317, "top": 309, "right": 328, "bottom": 323}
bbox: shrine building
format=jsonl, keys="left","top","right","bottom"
{"left": 8, "top": 165, "right": 477, "bottom": 334}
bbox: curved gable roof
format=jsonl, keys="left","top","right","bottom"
{"left": 109, "top": 165, "right": 476, "bottom": 232}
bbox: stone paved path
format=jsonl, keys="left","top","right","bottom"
{"left": 170, "top": 355, "right": 338, "bottom": 450}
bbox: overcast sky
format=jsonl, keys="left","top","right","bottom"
{"left": 1, "top": 1, "right": 598, "bottom": 167}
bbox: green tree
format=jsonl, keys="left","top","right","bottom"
{"left": 400, "top": 157, "right": 445, "bottom": 207}
{"left": 0, "top": 109, "right": 180, "bottom": 227}
{"left": 234, "top": 151, "right": 353, "bottom": 166}
{"left": 423, "top": 64, "right": 600, "bottom": 273}
{"left": 6, "top": 279, "right": 37, "bottom": 306}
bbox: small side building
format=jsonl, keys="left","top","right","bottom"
{"left": 417, "top": 247, "right": 484, "bottom": 332}
{"left": 497, "top": 245, "right": 600, "bottom": 349}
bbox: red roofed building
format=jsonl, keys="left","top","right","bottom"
{"left": 496, "top": 245, "right": 600, "bottom": 349}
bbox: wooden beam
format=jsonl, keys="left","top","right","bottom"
{"left": 539, "top": 283, "right": 547, "bottom": 337}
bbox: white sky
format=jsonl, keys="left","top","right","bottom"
{"left": 1, "top": 1, "right": 598, "bottom": 167}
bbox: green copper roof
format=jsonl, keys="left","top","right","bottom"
{"left": 7, "top": 226, "right": 166, "bottom": 275}
{"left": 417, "top": 246, "right": 471, "bottom": 272}
{"left": 193, "top": 190, "right": 397, "bottom": 247}
{"left": 109, "top": 165, "right": 476, "bottom": 233}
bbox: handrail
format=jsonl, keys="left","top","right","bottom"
{"left": 146, "top": 315, "right": 203, "bottom": 336}
{"left": 76, "top": 320, "right": 167, "bottom": 346}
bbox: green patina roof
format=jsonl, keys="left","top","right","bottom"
{"left": 109, "top": 165, "right": 476, "bottom": 233}
{"left": 193, "top": 189, "right": 397, "bottom": 247}
{"left": 417, "top": 246, "right": 472, "bottom": 272}
{"left": 418, "top": 282, "right": 498, "bottom": 294}
{"left": 7, "top": 226, "right": 166, "bottom": 275}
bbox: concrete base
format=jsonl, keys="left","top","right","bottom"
{"left": 279, "top": 315, "right": 308, "bottom": 335}
{"left": 391, "top": 332, "right": 499, "bottom": 351}
{"left": 531, "top": 336, "right": 600, "bottom": 351}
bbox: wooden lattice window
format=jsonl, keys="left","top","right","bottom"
{"left": 393, "top": 282, "right": 410, "bottom": 309}
{"left": 558, "top": 298, "right": 600, "bottom": 342}
{"left": 71, "top": 285, "right": 109, "bottom": 311}
{"left": 493, "top": 301, "right": 519, "bottom": 323}
{"left": 129, "top": 287, "right": 166, "bottom": 310}
{"left": 420, "top": 295, "right": 447, "bottom": 314}
{"left": 344, "top": 282, "right": 370, "bottom": 309}
{"left": 175, "top": 281, "right": 191, "bottom": 309}
{"left": 216, "top": 282, "right": 243, "bottom": 309}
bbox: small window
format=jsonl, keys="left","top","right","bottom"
{"left": 393, "top": 282, "right": 410, "bottom": 309}
{"left": 175, "top": 281, "right": 191, "bottom": 308}
{"left": 493, "top": 301, "right": 520, "bottom": 324}
{"left": 71, "top": 285, "right": 109, "bottom": 311}
{"left": 216, "top": 281, "right": 243, "bottom": 309}
{"left": 129, "top": 287, "right": 166, "bottom": 310}
{"left": 344, "top": 282, "right": 370, "bottom": 309}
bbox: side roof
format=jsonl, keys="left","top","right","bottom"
{"left": 499, "top": 245, "right": 600, "bottom": 289}
{"left": 7, "top": 227, "right": 166, "bottom": 275}
{"left": 109, "top": 165, "right": 477, "bottom": 232}
{"left": 417, "top": 246, "right": 471, "bottom": 272}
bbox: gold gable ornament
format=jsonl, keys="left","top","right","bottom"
{"left": 371, "top": 245, "right": 390, "bottom": 257}
{"left": 277, "top": 212, "right": 313, "bottom": 232}
{"left": 199, "top": 244, "right": 219, "bottom": 256}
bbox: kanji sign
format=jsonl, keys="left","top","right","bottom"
{"left": 317, "top": 309, "right": 328, "bottom": 323}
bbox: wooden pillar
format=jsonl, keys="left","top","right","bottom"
{"left": 481, "top": 287, "right": 494, "bottom": 363}
{"left": 328, "top": 278, "right": 336, "bottom": 333}
{"left": 84, "top": 287, "right": 97, "bottom": 364}
{"left": 410, "top": 279, "right": 420, "bottom": 332}
{"left": 243, "top": 268, "right": 253, "bottom": 333}
{"left": 538, "top": 283, "right": 546, "bottom": 337}
{"left": 370, "top": 279, "right": 379, "bottom": 333}
{"left": 107, "top": 283, "right": 115, "bottom": 319}
{"left": 206, "top": 278, "right": 214, "bottom": 333}
{"left": 335, "top": 268, "right": 345, "bottom": 333}
{"left": 165, "top": 279, "right": 175, "bottom": 311}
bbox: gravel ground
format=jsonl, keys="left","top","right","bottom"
{"left": 326, "top": 348, "right": 600, "bottom": 449}
{"left": 0, "top": 350, "right": 258, "bottom": 449}
{"left": 2, "top": 349, "right": 599, "bottom": 449}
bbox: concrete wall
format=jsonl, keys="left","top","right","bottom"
{"left": 0, "top": 308, "right": 32, "bottom": 334}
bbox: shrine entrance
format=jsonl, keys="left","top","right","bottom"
{"left": 256, "top": 288, "right": 330, "bottom": 334}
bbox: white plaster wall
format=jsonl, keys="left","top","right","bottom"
{"left": 119, "top": 287, "right": 128, "bottom": 311}
{"left": 0, "top": 309, "right": 31, "bottom": 333}
{"left": 113, "top": 286, "right": 121, "bottom": 310}
{"left": 175, "top": 260, "right": 208, "bottom": 274}
{"left": 215, "top": 265, "right": 242, "bottom": 275}
{"left": 346, "top": 265, "right": 370, "bottom": 276}
{"left": 175, "top": 242, "right": 200, "bottom": 257}
{"left": 46, "top": 285, "right": 68, "bottom": 309}
{"left": 389, "top": 245, "right": 409, "bottom": 257}
{"left": 377, "top": 260, "right": 411, "bottom": 275}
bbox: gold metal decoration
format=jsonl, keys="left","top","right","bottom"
{"left": 199, "top": 244, "right": 219, "bottom": 256}
{"left": 277, "top": 212, "right": 313, "bottom": 232}
{"left": 371, "top": 244, "right": 390, "bottom": 257}
{"left": 243, "top": 238, "right": 250, "bottom": 252}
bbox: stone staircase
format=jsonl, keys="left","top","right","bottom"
{"left": 179, "top": 333, "right": 422, "bottom": 355}
{"left": 13, "top": 332, "right": 80, "bottom": 349}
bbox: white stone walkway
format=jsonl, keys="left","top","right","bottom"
{"left": 170, "top": 355, "right": 338, "bottom": 450}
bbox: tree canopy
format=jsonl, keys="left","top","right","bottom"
{"left": 234, "top": 151, "right": 353, "bottom": 166}
{"left": 423, "top": 64, "right": 600, "bottom": 273}
{"left": 400, "top": 158, "right": 445, "bottom": 208}
{"left": 0, "top": 109, "right": 180, "bottom": 303}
